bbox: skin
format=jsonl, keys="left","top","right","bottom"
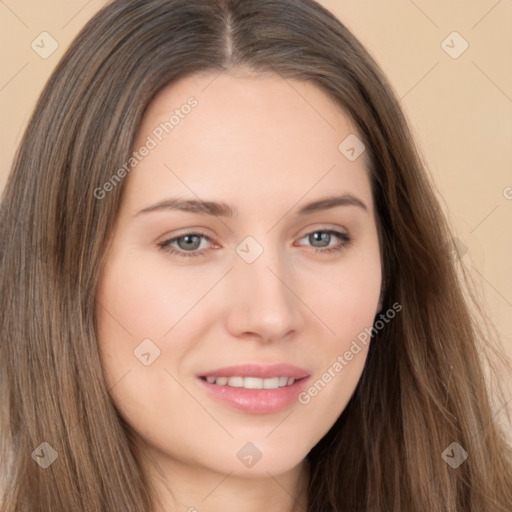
{"left": 95, "top": 68, "right": 383, "bottom": 512}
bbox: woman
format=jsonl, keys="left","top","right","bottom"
{"left": 1, "top": 0, "right": 511, "bottom": 510}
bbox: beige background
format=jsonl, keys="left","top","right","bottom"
{"left": 1, "top": 1, "right": 511, "bottom": 415}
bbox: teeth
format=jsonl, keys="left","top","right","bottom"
{"left": 262, "top": 377, "right": 279, "bottom": 389}
{"left": 204, "top": 376, "right": 296, "bottom": 389}
{"left": 228, "top": 376, "right": 244, "bottom": 387}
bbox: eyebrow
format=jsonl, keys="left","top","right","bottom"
{"left": 135, "top": 194, "right": 368, "bottom": 218}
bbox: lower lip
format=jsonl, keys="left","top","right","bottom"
{"left": 196, "top": 377, "right": 310, "bottom": 414}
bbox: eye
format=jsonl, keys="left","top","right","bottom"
{"left": 295, "top": 229, "right": 352, "bottom": 255}
{"left": 158, "top": 231, "right": 213, "bottom": 258}
{"left": 157, "top": 228, "right": 352, "bottom": 258}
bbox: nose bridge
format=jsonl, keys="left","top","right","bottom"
{"left": 225, "top": 232, "right": 301, "bottom": 340}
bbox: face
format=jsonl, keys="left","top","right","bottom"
{"left": 95, "top": 69, "right": 382, "bottom": 481}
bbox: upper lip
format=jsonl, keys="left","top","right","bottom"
{"left": 198, "top": 363, "right": 310, "bottom": 380}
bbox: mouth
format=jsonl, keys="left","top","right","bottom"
{"left": 196, "top": 363, "right": 311, "bottom": 413}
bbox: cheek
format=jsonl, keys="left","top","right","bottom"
{"left": 333, "top": 264, "right": 381, "bottom": 340}
{"left": 294, "top": 250, "right": 381, "bottom": 435}
{"left": 95, "top": 253, "right": 213, "bottom": 340}
{"left": 94, "top": 251, "right": 224, "bottom": 396}
{"left": 305, "top": 245, "right": 382, "bottom": 349}
{"left": 94, "top": 254, "right": 206, "bottom": 439}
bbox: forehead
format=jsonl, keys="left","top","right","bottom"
{"left": 124, "top": 70, "right": 373, "bottom": 217}
{"left": 143, "top": 69, "right": 362, "bottom": 153}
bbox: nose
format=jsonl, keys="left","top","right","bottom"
{"left": 224, "top": 243, "right": 304, "bottom": 343}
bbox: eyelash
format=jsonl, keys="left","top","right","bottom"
{"left": 157, "top": 229, "right": 352, "bottom": 258}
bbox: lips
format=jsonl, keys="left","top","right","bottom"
{"left": 198, "top": 363, "right": 310, "bottom": 380}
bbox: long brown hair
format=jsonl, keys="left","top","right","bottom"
{"left": 1, "top": 0, "right": 511, "bottom": 510}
